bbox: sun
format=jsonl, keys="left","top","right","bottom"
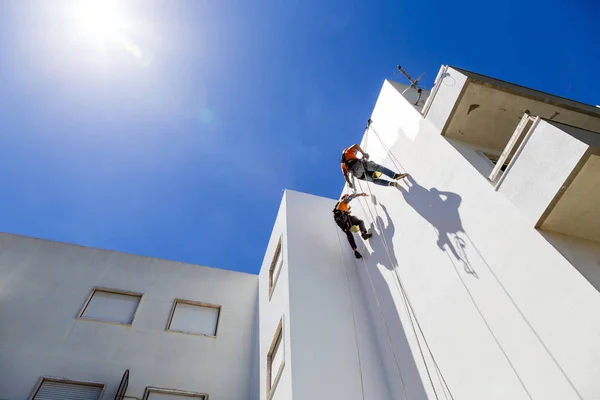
{"left": 73, "top": 0, "right": 127, "bottom": 43}
{"left": 66, "top": 0, "right": 145, "bottom": 61}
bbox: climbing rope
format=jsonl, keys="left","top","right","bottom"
{"left": 354, "top": 125, "right": 456, "bottom": 400}
{"left": 356, "top": 179, "right": 442, "bottom": 400}
{"left": 356, "top": 237, "right": 410, "bottom": 400}
{"left": 367, "top": 122, "right": 408, "bottom": 175}
{"left": 335, "top": 215, "right": 366, "bottom": 400}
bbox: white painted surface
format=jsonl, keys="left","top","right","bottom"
{"left": 169, "top": 302, "right": 219, "bottom": 336}
{"left": 421, "top": 67, "right": 468, "bottom": 133}
{"left": 286, "top": 190, "right": 393, "bottom": 400}
{"left": 386, "top": 80, "right": 431, "bottom": 112}
{"left": 258, "top": 191, "right": 393, "bottom": 400}
{"left": 540, "top": 230, "right": 600, "bottom": 293}
{"left": 81, "top": 290, "right": 140, "bottom": 325}
{"left": 497, "top": 119, "right": 589, "bottom": 226}
{"left": 340, "top": 80, "right": 600, "bottom": 399}
{"left": 369, "top": 80, "right": 426, "bottom": 146}
{"left": 0, "top": 234, "right": 258, "bottom": 400}
{"left": 444, "top": 138, "right": 500, "bottom": 178}
{"left": 540, "top": 154, "right": 600, "bottom": 242}
{"left": 258, "top": 195, "right": 293, "bottom": 400}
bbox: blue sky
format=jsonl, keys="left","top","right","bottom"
{"left": 0, "top": 0, "right": 598, "bottom": 274}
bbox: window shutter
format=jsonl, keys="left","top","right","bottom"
{"left": 33, "top": 380, "right": 103, "bottom": 400}
{"left": 147, "top": 393, "right": 206, "bottom": 399}
{"left": 169, "top": 301, "right": 220, "bottom": 336}
{"left": 80, "top": 289, "right": 141, "bottom": 325}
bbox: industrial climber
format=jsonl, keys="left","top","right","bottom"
{"left": 333, "top": 192, "right": 372, "bottom": 259}
{"left": 340, "top": 143, "right": 408, "bottom": 189}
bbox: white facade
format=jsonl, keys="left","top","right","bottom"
{"left": 258, "top": 67, "right": 600, "bottom": 400}
{"left": 0, "top": 233, "right": 257, "bottom": 400}
{"left": 2, "top": 65, "right": 600, "bottom": 400}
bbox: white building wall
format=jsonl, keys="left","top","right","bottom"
{"left": 258, "top": 191, "right": 393, "bottom": 400}
{"left": 0, "top": 233, "right": 258, "bottom": 400}
{"left": 497, "top": 119, "right": 589, "bottom": 226}
{"left": 421, "top": 67, "right": 468, "bottom": 132}
{"left": 258, "top": 194, "right": 294, "bottom": 400}
{"left": 345, "top": 80, "right": 600, "bottom": 400}
{"left": 285, "top": 190, "right": 392, "bottom": 400}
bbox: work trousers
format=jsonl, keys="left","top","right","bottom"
{"left": 351, "top": 160, "right": 398, "bottom": 186}
{"left": 343, "top": 215, "right": 367, "bottom": 250}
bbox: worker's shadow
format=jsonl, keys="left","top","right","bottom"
{"left": 374, "top": 203, "right": 398, "bottom": 267}
{"left": 397, "top": 176, "right": 477, "bottom": 277}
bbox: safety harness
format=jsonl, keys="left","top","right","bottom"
{"left": 333, "top": 203, "right": 360, "bottom": 233}
{"left": 340, "top": 151, "right": 361, "bottom": 175}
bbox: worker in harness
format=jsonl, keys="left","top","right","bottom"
{"left": 340, "top": 143, "right": 408, "bottom": 189}
{"left": 333, "top": 192, "right": 372, "bottom": 259}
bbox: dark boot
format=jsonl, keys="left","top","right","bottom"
{"left": 394, "top": 173, "right": 409, "bottom": 180}
{"left": 362, "top": 232, "right": 372, "bottom": 240}
{"left": 354, "top": 250, "right": 363, "bottom": 259}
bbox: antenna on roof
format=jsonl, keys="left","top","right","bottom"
{"left": 395, "top": 65, "right": 425, "bottom": 105}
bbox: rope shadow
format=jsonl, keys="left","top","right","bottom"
{"left": 358, "top": 234, "right": 431, "bottom": 400}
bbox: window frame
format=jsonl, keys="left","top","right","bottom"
{"left": 477, "top": 151, "right": 509, "bottom": 172}
{"left": 29, "top": 376, "right": 106, "bottom": 400}
{"left": 268, "top": 237, "right": 284, "bottom": 299}
{"left": 77, "top": 287, "right": 143, "bottom": 326}
{"left": 143, "top": 386, "right": 209, "bottom": 400}
{"left": 488, "top": 113, "right": 539, "bottom": 184}
{"left": 165, "top": 299, "right": 222, "bottom": 338}
{"left": 266, "top": 317, "right": 285, "bottom": 400}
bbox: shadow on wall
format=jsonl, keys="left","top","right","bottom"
{"left": 371, "top": 178, "right": 583, "bottom": 400}
{"left": 357, "top": 179, "right": 471, "bottom": 399}
{"left": 358, "top": 223, "right": 429, "bottom": 400}
{"left": 396, "top": 176, "right": 477, "bottom": 278}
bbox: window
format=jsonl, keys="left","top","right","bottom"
{"left": 267, "top": 318, "right": 285, "bottom": 398}
{"left": 268, "top": 238, "right": 284, "bottom": 297}
{"left": 78, "top": 287, "right": 142, "bottom": 325}
{"left": 30, "top": 377, "right": 104, "bottom": 400}
{"left": 143, "top": 387, "right": 208, "bottom": 400}
{"left": 166, "top": 299, "right": 221, "bottom": 337}
{"left": 487, "top": 113, "right": 538, "bottom": 183}
{"left": 478, "top": 151, "right": 509, "bottom": 172}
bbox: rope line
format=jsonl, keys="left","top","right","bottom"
{"left": 358, "top": 254, "right": 410, "bottom": 400}
{"left": 356, "top": 179, "right": 441, "bottom": 400}
{"left": 335, "top": 221, "right": 366, "bottom": 400}
{"left": 355, "top": 126, "right": 457, "bottom": 399}
{"left": 368, "top": 123, "right": 407, "bottom": 174}
{"left": 365, "top": 121, "right": 539, "bottom": 399}
{"left": 349, "top": 219, "right": 410, "bottom": 400}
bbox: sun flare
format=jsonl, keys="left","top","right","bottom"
{"left": 74, "top": 0, "right": 127, "bottom": 43}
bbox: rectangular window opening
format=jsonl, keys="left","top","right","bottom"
{"left": 78, "top": 287, "right": 142, "bottom": 325}
{"left": 479, "top": 152, "right": 509, "bottom": 172}
{"left": 143, "top": 387, "right": 208, "bottom": 400}
{"left": 267, "top": 318, "right": 285, "bottom": 399}
{"left": 166, "top": 299, "right": 221, "bottom": 337}
{"left": 268, "top": 238, "right": 284, "bottom": 298}
{"left": 30, "top": 377, "right": 104, "bottom": 400}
